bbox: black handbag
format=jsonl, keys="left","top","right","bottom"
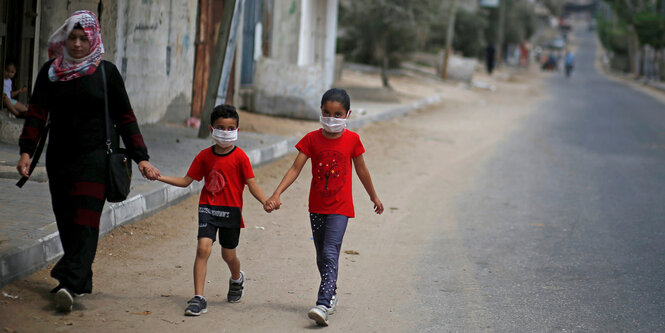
{"left": 101, "top": 64, "right": 132, "bottom": 202}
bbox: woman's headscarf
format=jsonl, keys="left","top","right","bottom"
{"left": 47, "top": 10, "right": 104, "bottom": 82}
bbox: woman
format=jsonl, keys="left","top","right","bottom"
{"left": 16, "top": 10, "right": 160, "bottom": 312}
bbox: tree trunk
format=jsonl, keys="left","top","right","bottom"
{"left": 626, "top": 24, "right": 641, "bottom": 77}
{"left": 379, "top": 32, "right": 391, "bottom": 89}
{"left": 659, "top": 49, "right": 665, "bottom": 81}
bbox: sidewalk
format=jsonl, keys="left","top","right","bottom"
{"left": 0, "top": 70, "right": 447, "bottom": 287}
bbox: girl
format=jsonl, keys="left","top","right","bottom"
{"left": 265, "top": 88, "right": 384, "bottom": 326}
{"left": 3, "top": 62, "right": 28, "bottom": 117}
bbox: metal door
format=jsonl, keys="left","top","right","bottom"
{"left": 240, "top": 0, "right": 261, "bottom": 86}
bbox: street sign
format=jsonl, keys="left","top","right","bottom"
{"left": 479, "top": 0, "right": 499, "bottom": 8}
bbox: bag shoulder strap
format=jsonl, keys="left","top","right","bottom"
{"left": 100, "top": 61, "right": 113, "bottom": 154}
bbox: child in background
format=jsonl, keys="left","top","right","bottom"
{"left": 265, "top": 88, "right": 384, "bottom": 326}
{"left": 157, "top": 104, "right": 269, "bottom": 316}
{"left": 3, "top": 62, "right": 28, "bottom": 117}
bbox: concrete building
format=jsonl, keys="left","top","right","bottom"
{"left": 0, "top": 0, "right": 198, "bottom": 126}
{"left": 0, "top": 0, "right": 339, "bottom": 144}
{"left": 239, "top": 0, "right": 339, "bottom": 120}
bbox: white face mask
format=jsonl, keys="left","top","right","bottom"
{"left": 320, "top": 116, "right": 347, "bottom": 133}
{"left": 211, "top": 128, "right": 238, "bottom": 148}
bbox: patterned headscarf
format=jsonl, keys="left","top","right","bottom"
{"left": 47, "top": 10, "right": 104, "bottom": 82}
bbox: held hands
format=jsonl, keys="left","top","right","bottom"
{"left": 263, "top": 195, "right": 282, "bottom": 213}
{"left": 138, "top": 161, "right": 161, "bottom": 180}
{"left": 16, "top": 153, "right": 30, "bottom": 178}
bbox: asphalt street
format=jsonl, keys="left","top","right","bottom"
{"left": 416, "top": 30, "right": 665, "bottom": 331}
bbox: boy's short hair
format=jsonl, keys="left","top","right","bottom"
{"left": 321, "top": 88, "right": 350, "bottom": 111}
{"left": 211, "top": 104, "right": 239, "bottom": 127}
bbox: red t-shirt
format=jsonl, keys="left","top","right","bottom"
{"left": 295, "top": 129, "right": 365, "bottom": 217}
{"left": 187, "top": 146, "right": 255, "bottom": 228}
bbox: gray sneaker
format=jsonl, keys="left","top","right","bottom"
{"left": 227, "top": 271, "right": 244, "bottom": 303}
{"left": 308, "top": 305, "right": 330, "bottom": 326}
{"left": 184, "top": 296, "right": 207, "bottom": 316}
{"left": 328, "top": 295, "right": 338, "bottom": 314}
{"left": 55, "top": 288, "right": 73, "bottom": 312}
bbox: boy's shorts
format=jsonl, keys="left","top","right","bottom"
{"left": 198, "top": 222, "right": 240, "bottom": 249}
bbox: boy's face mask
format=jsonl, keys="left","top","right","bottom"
{"left": 320, "top": 115, "right": 348, "bottom": 133}
{"left": 211, "top": 128, "right": 238, "bottom": 148}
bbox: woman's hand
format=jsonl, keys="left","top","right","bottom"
{"left": 17, "top": 153, "right": 31, "bottom": 178}
{"left": 138, "top": 161, "right": 161, "bottom": 180}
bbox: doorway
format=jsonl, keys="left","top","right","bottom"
{"left": 1, "top": 0, "right": 39, "bottom": 105}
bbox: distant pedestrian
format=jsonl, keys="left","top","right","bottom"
{"left": 156, "top": 104, "right": 269, "bottom": 316}
{"left": 16, "top": 10, "right": 160, "bottom": 312}
{"left": 486, "top": 43, "right": 496, "bottom": 75}
{"left": 264, "top": 88, "right": 384, "bottom": 327}
{"left": 3, "top": 61, "right": 28, "bottom": 117}
{"left": 565, "top": 48, "right": 575, "bottom": 77}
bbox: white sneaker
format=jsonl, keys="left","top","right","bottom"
{"left": 308, "top": 305, "right": 330, "bottom": 326}
{"left": 55, "top": 288, "right": 73, "bottom": 312}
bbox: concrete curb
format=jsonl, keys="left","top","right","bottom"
{"left": 0, "top": 93, "right": 443, "bottom": 287}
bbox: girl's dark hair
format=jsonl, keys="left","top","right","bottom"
{"left": 321, "top": 88, "right": 350, "bottom": 111}
{"left": 5, "top": 61, "right": 16, "bottom": 70}
{"left": 211, "top": 104, "right": 239, "bottom": 127}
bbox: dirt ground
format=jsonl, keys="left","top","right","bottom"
{"left": 0, "top": 67, "right": 547, "bottom": 332}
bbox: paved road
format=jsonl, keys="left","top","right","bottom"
{"left": 415, "top": 30, "right": 665, "bottom": 331}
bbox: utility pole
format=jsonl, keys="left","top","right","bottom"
{"left": 198, "top": 0, "right": 244, "bottom": 138}
{"left": 495, "top": 0, "right": 506, "bottom": 67}
{"left": 441, "top": 0, "right": 458, "bottom": 80}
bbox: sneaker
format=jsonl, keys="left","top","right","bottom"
{"left": 55, "top": 288, "right": 74, "bottom": 312}
{"left": 308, "top": 305, "right": 330, "bottom": 326}
{"left": 184, "top": 296, "right": 207, "bottom": 316}
{"left": 328, "top": 295, "right": 338, "bottom": 315}
{"left": 227, "top": 271, "right": 244, "bottom": 303}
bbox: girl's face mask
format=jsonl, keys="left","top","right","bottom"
{"left": 211, "top": 128, "right": 238, "bottom": 148}
{"left": 320, "top": 116, "right": 347, "bottom": 133}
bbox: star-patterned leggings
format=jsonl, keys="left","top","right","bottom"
{"left": 309, "top": 213, "right": 348, "bottom": 307}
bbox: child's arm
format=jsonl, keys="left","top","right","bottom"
{"left": 11, "top": 86, "right": 27, "bottom": 98}
{"left": 353, "top": 154, "right": 384, "bottom": 215}
{"left": 157, "top": 174, "right": 194, "bottom": 188}
{"left": 265, "top": 152, "right": 309, "bottom": 211}
{"left": 247, "top": 177, "right": 268, "bottom": 206}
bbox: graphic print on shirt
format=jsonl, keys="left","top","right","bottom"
{"left": 205, "top": 169, "right": 226, "bottom": 194}
{"left": 315, "top": 150, "right": 347, "bottom": 197}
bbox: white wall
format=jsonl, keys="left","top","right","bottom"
{"left": 115, "top": 0, "right": 198, "bottom": 124}
{"left": 38, "top": 0, "right": 198, "bottom": 124}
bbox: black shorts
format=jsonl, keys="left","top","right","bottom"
{"left": 198, "top": 222, "right": 240, "bottom": 249}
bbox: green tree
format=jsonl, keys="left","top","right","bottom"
{"left": 338, "top": 0, "right": 439, "bottom": 88}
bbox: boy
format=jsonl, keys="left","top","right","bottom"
{"left": 158, "top": 104, "right": 268, "bottom": 316}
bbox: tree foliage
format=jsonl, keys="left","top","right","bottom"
{"left": 338, "top": 0, "right": 439, "bottom": 68}
{"left": 602, "top": 0, "right": 665, "bottom": 47}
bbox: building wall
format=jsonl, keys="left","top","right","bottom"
{"left": 270, "top": 0, "right": 300, "bottom": 64}
{"left": 251, "top": 0, "right": 338, "bottom": 119}
{"left": 38, "top": 0, "right": 198, "bottom": 124}
{"left": 114, "top": 0, "right": 198, "bottom": 123}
